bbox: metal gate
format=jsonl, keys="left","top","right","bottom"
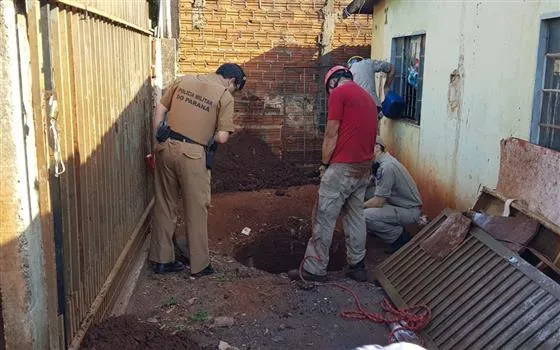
{"left": 29, "top": 1, "right": 153, "bottom": 348}
{"left": 374, "top": 209, "right": 560, "bottom": 349}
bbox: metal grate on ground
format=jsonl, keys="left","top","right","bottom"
{"left": 374, "top": 209, "right": 560, "bottom": 350}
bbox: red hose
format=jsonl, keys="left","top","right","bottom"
{"left": 299, "top": 198, "right": 431, "bottom": 345}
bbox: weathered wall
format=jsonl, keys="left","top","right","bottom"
{"left": 0, "top": 1, "right": 48, "bottom": 349}
{"left": 373, "top": 0, "right": 560, "bottom": 218}
{"left": 162, "top": 38, "right": 177, "bottom": 87}
{"left": 178, "top": 0, "right": 372, "bottom": 164}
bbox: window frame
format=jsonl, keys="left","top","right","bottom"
{"left": 391, "top": 32, "right": 426, "bottom": 125}
{"left": 531, "top": 13, "right": 560, "bottom": 151}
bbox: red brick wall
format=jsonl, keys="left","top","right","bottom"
{"left": 179, "top": 0, "right": 371, "bottom": 165}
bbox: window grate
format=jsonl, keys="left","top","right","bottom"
{"left": 536, "top": 18, "right": 560, "bottom": 151}
{"left": 392, "top": 34, "right": 425, "bottom": 124}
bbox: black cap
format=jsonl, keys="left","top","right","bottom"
{"left": 216, "top": 63, "right": 247, "bottom": 90}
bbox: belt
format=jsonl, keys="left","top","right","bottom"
{"left": 168, "top": 129, "right": 206, "bottom": 149}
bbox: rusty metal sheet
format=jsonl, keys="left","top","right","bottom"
{"left": 374, "top": 209, "right": 560, "bottom": 350}
{"left": 420, "top": 212, "right": 471, "bottom": 260}
{"left": 468, "top": 211, "right": 540, "bottom": 252}
{"left": 497, "top": 138, "right": 560, "bottom": 228}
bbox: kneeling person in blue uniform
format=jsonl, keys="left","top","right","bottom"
{"left": 364, "top": 138, "right": 423, "bottom": 253}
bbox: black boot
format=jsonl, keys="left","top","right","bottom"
{"left": 287, "top": 268, "right": 328, "bottom": 282}
{"left": 346, "top": 258, "right": 367, "bottom": 282}
{"left": 387, "top": 231, "right": 411, "bottom": 253}
{"left": 191, "top": 264, "right": 215, "bottom": 278}
{"left": 153, "top": 261, "right": 186, "bottom": 274}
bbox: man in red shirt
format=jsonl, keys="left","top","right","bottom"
{"left": 289, "top": 66, "right": 378, "bottom": 282}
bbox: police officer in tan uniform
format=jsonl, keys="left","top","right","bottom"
{"left": 150, "top": 63, "right": 246, "bottom": 276}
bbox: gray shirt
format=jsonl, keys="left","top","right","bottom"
{"left": 373, "top": 152, "right": 422, "bottom": 209}
{"left": 349, "top": 58, "right": 392, "bottom": 107}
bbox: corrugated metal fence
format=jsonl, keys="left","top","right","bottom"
{"left": 29, "top": 1, "right": 153, "bottom": 348}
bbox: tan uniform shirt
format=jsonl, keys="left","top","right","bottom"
{"left": 160, "top": 74, "right": 235, "bottom": 145}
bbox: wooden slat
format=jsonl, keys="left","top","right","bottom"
{"left": 535, "top": 323, "right": 560, "bottom": 349}
{"left": 74, "top": 8, "right": 87, "bottom": 315}
{"left": 51, "top": 0, "right": 152, "bottom": 34}
{"left": 442, "top": 283, "right": 542, "bottom": 349}
{"left": 66, "top": 11, "right": 78, "bottom": 333}
{"left": 40, "top": 2, "right": 153, "bottom": 347}
{"left": 470, "top": 292, "right": 554, "bottom": 349}
{"left": 101, "top": 18, "right": 112, "bottom": 281}
{"left": 91, "top": 14, "right": 102, "bottom": 299}
{"left": 27, "top": 2, "right": 64, "bottom": 348}
{"left": 68, "top": 8, "right": 86, "bottom": 322}
{"left": 68, "top": 199, "right": 154, "bottom": 350}
{"left": 117, "top": 25, "right": 125, "bottom": 252}
{"left": 123, "top": 24, "right": 132, "bottom": 241}
{"left": 101, "top": 19, "right": 113, "bottom": 273}
{"left": 60, "top": 6, "right": 82, "bottom": 337}
{"left": 501, "top": 304, "right": 560, "bottom": 349}
{"left": 48, "top": 5, "right": 76, "bottom": 337}
{"left": 83, "top": 14, "right": 96, "bottom": 312}
{"left": 436, "top": 276, "right": 532, "bottom": 346}
{"left": 108, "top": 23, "right": 118, "bottom": 266}
{"left": 94, "top": 16, "right": 108, "bottom": 283}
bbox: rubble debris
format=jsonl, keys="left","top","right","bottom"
{"left": 213, "top": 316, "right": 235, "bottom": 328}
{"left": 218, "top": 341, "right": 239, "bottom": 350}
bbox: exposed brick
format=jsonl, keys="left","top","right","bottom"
{"left": 179, "top": 0, "right": 371, "bottom": 164}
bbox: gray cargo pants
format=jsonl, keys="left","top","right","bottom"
{"left": 303, "top": 163, "right": 370, "bottom": 276}
{"left": 364, "top": 205, "right": 421, "bottom": 244}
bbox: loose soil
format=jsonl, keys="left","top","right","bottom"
{"left": 81, "top": 315, "right": 201, "bottom": 350}
{"left": 233, "top": 217, "right": 347, "bottom": 273}
{"left": 82, "top": 186, "right": 398, "bottom": 350}
{"left": 211, "top": 130, "right": 318, "bottom": 193}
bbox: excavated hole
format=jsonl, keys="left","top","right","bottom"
{"left": 234, "top": 218, "right": 346, "bottom": 274}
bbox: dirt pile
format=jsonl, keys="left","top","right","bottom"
{"left": 212, "top": 130, "right": 318, "bottom": 193}
{"left": 80, "top": 316, "right": 200, "bottom": 350}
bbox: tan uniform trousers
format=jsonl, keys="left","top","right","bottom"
{"left": 149, "top": 139, "right": 211, "bottom": 274}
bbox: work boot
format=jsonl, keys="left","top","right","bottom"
{"left": 287, "top": 268, "right": 327, "bottom": 282}
{"left": 346, "top": 259, "right": 367, "bottom": 282}
{"left": 153, "top": 261, "right": 186, "bottom": 274}
{"left": 191, "top": 264, "right": 215, "bottom": 278}
{"left": 387, "top": 231, "right": 411, "bottom": 254}
{"left": 175, "top": 254, "right": 191, "bottom": 268}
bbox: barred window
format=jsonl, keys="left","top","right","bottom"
{"left": 392, "top": 34, "right": 425, "bottom": 125}
{"left": 534, "top": 17, "right": 560, "bottom": 151}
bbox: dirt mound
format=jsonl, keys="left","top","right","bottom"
{"left": 80, "top": 316, "right": 200, "bottom": 350}
{"left": 212, "top": 130, "right": 318, "bottom": 193}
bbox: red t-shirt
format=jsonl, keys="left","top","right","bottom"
{"left": 328, "top": 81, "right": 378, "bottom": 164}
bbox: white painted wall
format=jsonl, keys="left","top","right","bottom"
{"left": 372, "top": 0, "right": 560, "bottom": 216}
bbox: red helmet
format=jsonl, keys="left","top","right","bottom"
{"left": 324, "top": 65, "right": 352, "bottom": 93}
